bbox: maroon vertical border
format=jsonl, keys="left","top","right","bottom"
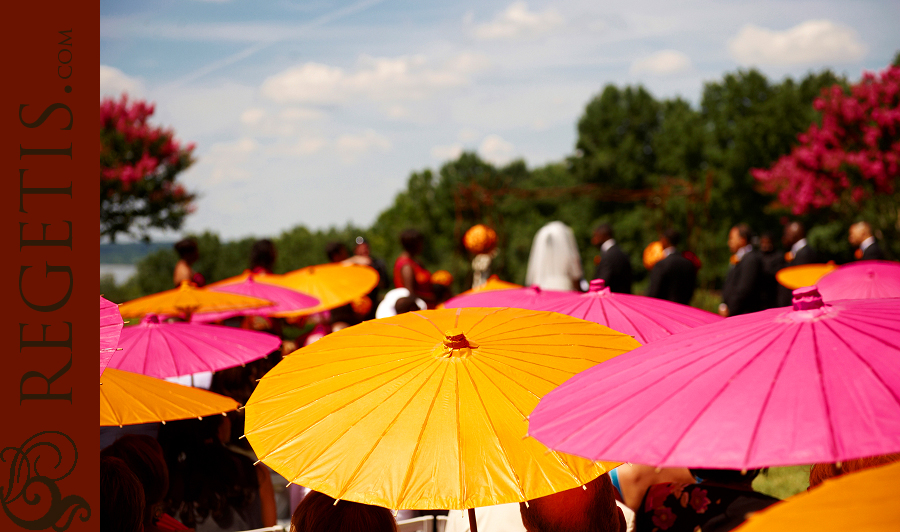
{"left": 1, "top": 2, "right": 99, "bottom": 531}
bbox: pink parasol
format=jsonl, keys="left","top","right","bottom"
{"left": 528, "top": 286, "right": 900, "bottom": 470}
{"left": 100, "top": 296, "right": 124, "bottom": 377}
{"left": 444, "top": 279, "right": 722, "bottom": 344}
{"left": 192, "top": 273, "right": 320, "bottom": 323}
{"left": 815, "top": 260, "right": 900, "bottom": 301}
{"left": 109, "top": 314, "right": 282, "bottom": 378}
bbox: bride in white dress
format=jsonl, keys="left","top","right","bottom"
{"left": 524, "top": 221, "right": 585, "bottom": 291}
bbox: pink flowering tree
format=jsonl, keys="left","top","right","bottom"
{"left": 752, "top": 66, "right": 900, "bottom": 221}
{"left": 100, "top": 94, "right": 197, "bottom": 242}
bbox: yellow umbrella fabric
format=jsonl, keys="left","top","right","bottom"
{"left": 262, "top": 263, "right": 380, "bottom": 317}
{"left": 100, "top": 368, "right": 240, "bottom": 427}
{"left": 775, "top": 263, "right": 837, "bottom": 290}
{"left": 736, "top": 460, "right": 900, "bottom": 532}
{"left": 118, "top": 280, "right": 273, "bottom": 318}
{"left": 244, "top": 307, "right": 639, "bottom": 511}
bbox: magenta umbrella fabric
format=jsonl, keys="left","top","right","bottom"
{"left": 192, "top": 275, "right": 319, "bottom": 323}
{"left": 100, "top": 296, "right": 124, "bottom": 377}
{"left": 444, "top": 279, "right": 722, "bottom": 344}
{"left": 816, "top": 260, "right": 900, "bottom": 301}
{"left": 528, "top": 286, "right": 900, "bottom": 470}
{"left": 110, "top": 314, "right": 282, "bottom": 378}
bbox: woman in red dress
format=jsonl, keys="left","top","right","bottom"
{"left": 393, "top": 229, "right": 436, "bottom": 308}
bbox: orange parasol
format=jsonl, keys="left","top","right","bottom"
{"left": 100, "top": 368, "right": 240, "bottom": 427}
{"left": 117, "top": 280, "right": 273, "bottom": 319}
{"left": 262, "top": 262, "right": 380, "bottom": 317}
{"left": 775, "top": 263, "right": 838, "bottom": 290}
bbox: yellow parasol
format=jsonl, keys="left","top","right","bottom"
{"left": 117, "top": 280, "right": 274, "bottom": 319}
{"left": 736, "top": 460, "right": 900, "bottom": 532}
{"left": 244, "top": 307, "right": 639, "bottom": 514}
{"left": 262, "top": 262, "right": 380, "bottom": 317}
{"left": 100, "top": 368, "right": 240, "bottom": 427}
{"left": 775, "top": 263, "right": 838, "bottom": 290}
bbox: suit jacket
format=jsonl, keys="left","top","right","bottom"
{"left": 722, "top": 249, "right": 765, "bottom": 316}
{"left": 647, "top": 252, "right": 696, "bottom": 306}
{"left": 861, "top": 241, "right": 886, "bottom": 260}
{"left": 776, "top": 244, "right": 820, "bottom": 307}
{"left": 593, "top": 243, "right": 633, "bottom": 294}
{"left": 759, "top": 251, "right": 784, "bottom": 310}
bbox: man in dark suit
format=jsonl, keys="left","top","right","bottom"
{"left": 720, "top": 224, "right": 765, "bottom": 316}
{"left": 591, "top": 224, "right": 633, "bottom": 294}
{"left": 849, "top": 221, "right": 886, "bottom": 260}
{"left": 776, "top": 221, "right": 820, "bottom": 306}
{"left": 647, "top": 229, "right": 696, "bottom": 305}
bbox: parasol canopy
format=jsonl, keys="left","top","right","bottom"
{"left": 815, "top": 260, "right": 900, "bottom": 301}
{"left": 736, "top": 459, "right": 900, "bottom": 532}
{"left": 100, "top": 368, "right": 240, "bottom": 427}
{"left": 262, "top": 262, "right": 379, "bottom": 317}
{"left": 100, "top": 296, "right": 124, "bottom": 377}
{"left": 244, "top": 307, "right": 639, "bottom": 510}
{"left": 775, "top": 263, "right": 837, "bottom": 290}
{"left": 118, "top": 280, "right": 273, "bottom": 319}
{"left": 109, "top": 314, "right": 282, "bottom": 378}
{"left": 528, "top": 286, "right": 900, "bottom": 470}
{"left": 444, "top": 279, "right": 723, "bottom": 344}
{"left": 192, "top": 272, "right": 320, "bottom": 322}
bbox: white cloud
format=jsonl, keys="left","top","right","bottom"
{"left": 479, "top": 134, "right": 515, "bottom": 166}
{"left": 729, "top": 19, "right": 867, "bottom": 66}
{"left": 335, "top": 130, "right": 392, "bottom": 163}
{"left": 100, "top": 65, "right": 143, "bottom": 97}
{"left": 473, "top": 2, "right": 564, "bottom": 40}
{"left": 629, "top": 50, "right": 692, "bottom": 76}
{"left": 240, "top": 107, "right": 266, "bottom": 125}
{"left": 431, "top": 144, "right": 463, "bottom": 161}
{"left": 261, "top": 53, "right": 487, "bottom": 107}
{"left": 203, "top": 137, "right": 260, "bottom": 186}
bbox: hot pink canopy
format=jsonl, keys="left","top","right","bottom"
{"left": 100, "top": 296, "right": 124, "bottom": 377}
{"left": 528, "top": 286, "right": 900, "bottom": 470}
{"left": 444, "top": 279, "right": 722, "bottom": 344}
{"left": 816, "top": 260, "right": 900, "bottom": 301}
{"left": 192, "top": 274, "right": 319, "bottom": 323}
{"left": 110, "top": 314, "right": 281, "bottom": 378}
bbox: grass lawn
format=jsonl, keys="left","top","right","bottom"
{"left": 752, "top": 465, "right": 810, "bottom": 499}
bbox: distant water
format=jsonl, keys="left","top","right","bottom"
{"left": 100, "top": 264, "right": 137, "bottom": 285}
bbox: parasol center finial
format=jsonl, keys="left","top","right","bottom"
{"left": 443, "top": 328, "right": 470, "bottom": 349}
{"left": 588, "top": 279, "right": 611, "bottom": 295}
{"left": 792, "top": 286, "right": 824, "bottom": 311}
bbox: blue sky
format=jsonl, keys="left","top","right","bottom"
{"left": 100, "top": 0, "right": 900, "bottom": 242}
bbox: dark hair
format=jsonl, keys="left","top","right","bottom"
{"left": 290, "top": 491, "right": 397, "bottom": 532}
{"left": 101, "top": 434, "right": 169, "bottom": 526}
{"left": 520, "top": 474, "right": 621, "bottom": 532}
{"left": 689, "top": 468, "right": 763, "bottom": 485}
{"left": 394, "top": 295, "right": 422, "bottom": 315}
{"left": 101, "top": 456, "right": 145, "bottom": 532}
{"left": 594, "top": 224, "right": 613, "bottom": 240}
{"left": 733, "top": 223, "right": 753, "bottom": 243}
{"left": 250, "top": 239, "right": 277, "bottom": 271}
{"left": 400, "top": 229, "right": 424, "bottom": 254}
{"left": 662, "top": 229, "right": 681, "bottom": 248}
{"left": 158, "top": 417, "right": 261, "bottom": 530}
{"left": 325, "top": 241, "right": 350, "bottom": 262}
{"left": 174, "top": 238, "right": 198, "bottom": 259}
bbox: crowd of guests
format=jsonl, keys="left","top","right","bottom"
{"left": 104, "top": 219, "right": 893, "bottom": 532}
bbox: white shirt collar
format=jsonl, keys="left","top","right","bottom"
{"left": 735, "top": 244, "right": 753, "bottom": 261}
{"left": 791, "top": 238, "right": 807, "bottom": 256}
{"left": 861, "top": 236, "right": 875, "bottom": 251}
{"left": 663, "top": 246, "right": 676, "bottom": 257}
{"left": 601, "top": 239, "right": 616, "bottom": 252}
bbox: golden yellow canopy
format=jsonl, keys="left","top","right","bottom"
{"left": 118, "top": 280, "right": 273, "bottom": 318}
{"left": 100, "top": 368, "right": 240, "bottom": 427}
{"left": 776, "top": 263, "right": 838, "bottom": 290}
{"left": 245, "top": 307, "right": 639, "bottom": 510}
{"left": 737, "top": 460, "right": 900, "bottom": 532}
{"left": 263, "top": 263, "right": 380, "bottom": 317}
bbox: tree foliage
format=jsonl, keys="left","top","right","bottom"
{"left": 100, "top": 95, "right": 197, "bottom": 242}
